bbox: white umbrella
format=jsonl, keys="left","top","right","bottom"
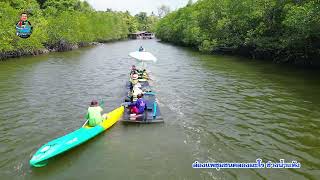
{"left": 129, "top": 51, "right": 157, "bottom": 62}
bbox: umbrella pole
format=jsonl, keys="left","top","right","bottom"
{"left": 138, "top": 62, "right": 147, "bottom": 70}
{"left": 143, "top": 62, "right": 147, "bottom": 69}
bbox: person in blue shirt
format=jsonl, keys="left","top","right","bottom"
{"left": 129, "top": 93, "right": 146, "bottom": 114}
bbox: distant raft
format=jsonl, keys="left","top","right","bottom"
{"left": 124, "top": 50, "right": 163, "bottom": 123}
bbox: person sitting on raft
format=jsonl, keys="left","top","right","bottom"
{"left": 132, "top": 83, "right": 143, "bottom": 98}
{"left": 85, "top": 100, "right": 107, "bottom": 127}
{"left": 138, "top": 46, "right": 144, "bottom": 52}
{"left": 137, "top": 69, "right": 148, "bottom": 79}
{"left": 127, "top": 82, "right": 143, "bottom": 102}
{"left": 130, "top": 73, "right": 139, "bottom": 89}
{"left": 130, "top": 65, "right": 138, "bottom": 75}
{"left": 128, "top": 93, "right": 147, "bottom": 114}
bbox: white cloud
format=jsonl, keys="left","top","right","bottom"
{"left": 85, "top": 0, "right": 194, "bottom": 15}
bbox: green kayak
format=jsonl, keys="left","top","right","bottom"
{"left": 30, "top": 106, "right": 124, "bottom": 167}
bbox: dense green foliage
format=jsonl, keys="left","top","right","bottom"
{"left": 135, "top": 12, "right": 159, "bottom": 32}
{"left": 156, "top": 0, "right": 320, "bottom": 64}
{"left": 0, "top": 0, "right": 133, "bottom": 54}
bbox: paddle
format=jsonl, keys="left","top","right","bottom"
{"left": 153, "top": 102, "right": 157, "bottom": 119}
{"left": 121, "top": 102, "right": 131, "bottom": 107}
{"left": 82, "top": 120, "right": 89, "bottom": 127}
{"left": 99, "top": 100, "right": 105, "bottom": 108}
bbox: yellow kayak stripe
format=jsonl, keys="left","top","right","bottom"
{"left": 84, "top": 106, "right": 124, "bottom": 129}
{"left": 100, "top": 106, "right": 124, "bottom": 129}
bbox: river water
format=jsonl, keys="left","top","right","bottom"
{"left": 0, "top": 39, "right": 319, "bottom": 180}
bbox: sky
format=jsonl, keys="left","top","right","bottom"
{"left": 85, "top": 0, "right": 194, "bottom": 15}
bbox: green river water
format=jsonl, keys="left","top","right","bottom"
{"left": 0, "top": 39, "right": 319, "bottom": 180}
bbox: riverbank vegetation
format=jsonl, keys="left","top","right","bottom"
{"left": 0, "top": 0, "right": 158, "bottom": 60}
{"left": 134, "top": 12, "right": 159, "bottom": 32}
{"left": 156, "top": 0, "right": 320, "bottom": 66}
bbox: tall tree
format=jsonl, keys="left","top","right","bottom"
{"left": 187, "top": 0, "right": 193, "bottom": 7}
{"left": 135, "top": 12, "right": 148, "bottom": 30}
{"left": 157, "top": 5, "right": 170, "bottom": 18}
{"left": 43, "top": 0, "right": 79, "bottom": 11}
{"left": 36, "top": 0, "right": 47, "bottom": 8}
{"left": 156, "top": 0, "right": 320, "bottom": 64}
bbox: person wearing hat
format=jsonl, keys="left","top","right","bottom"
{"left": 85, "top": 100, "right": 107, "bottom": 127}
{"left": 142, "top": 69, "right": 148, "bottom": 79}
{"left": 128, "top": 93, "right": 147, "bottom": 115}
{"left": 132, "top": 83, "right": 143, "bottom": 98}
{"left": 130, "top": 65, "right": 138, "bottom": 75}
{"left": 129, "top": 73, "right": 139, "bottom": 89}
{"left": 139, "top": 46, "right": 144, "bottom": 52}
{"left": 127, "top": 82, "right": 143, "bottom": 102}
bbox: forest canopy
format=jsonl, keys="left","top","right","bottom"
{"left": 156, "top": 0, "right": 320, "bottom": 64}
{"left": 0, "top": 0, "right": 158, "bottom": 55}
